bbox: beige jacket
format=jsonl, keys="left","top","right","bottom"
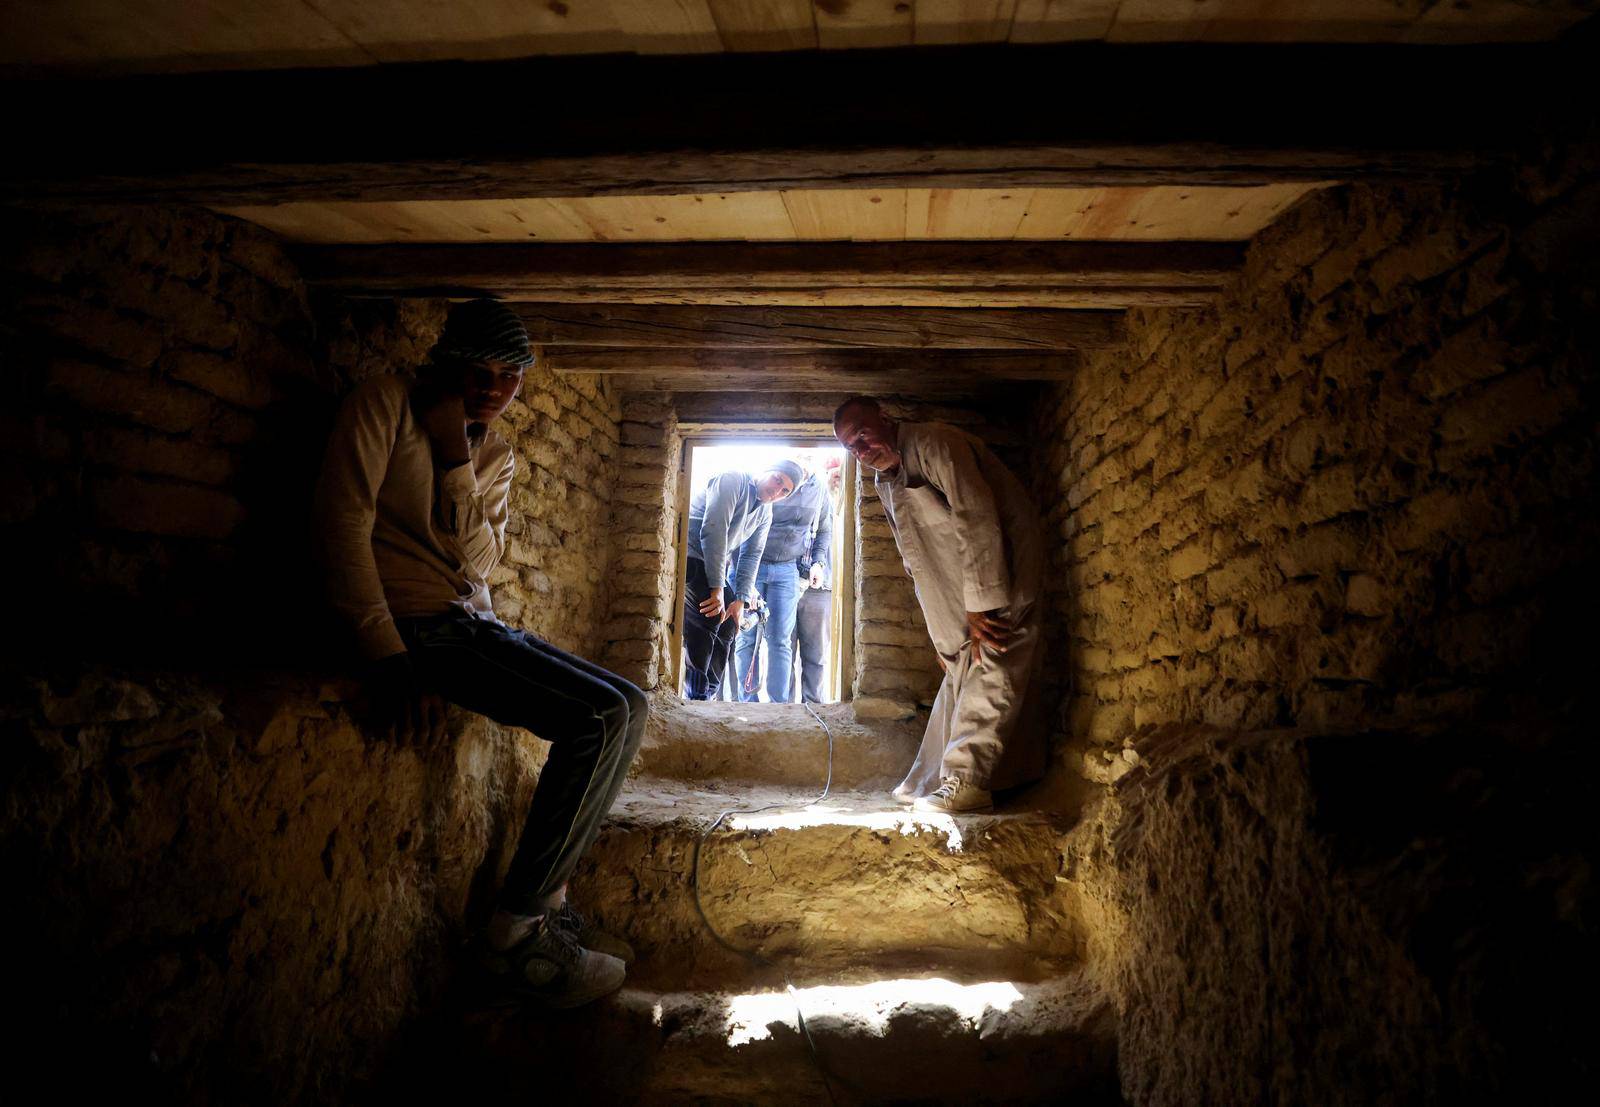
{"left": 314, "top": 374, "right": 515, "bottom": 660}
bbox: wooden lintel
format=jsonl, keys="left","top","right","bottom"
{"left": 542, "top": 348, "right": 1076, "bottom": 384}
{"left": 499, "top": 288, "right": 1211, "bottom": 309}
{"left": 604, "top": 373, "right": 1043, "bottom": 395}
{"left": 301, "top": 242, "right": 1241, "bottom": 309}
{"left": 513, "top": 304, "right": 1121, "bottom": 350}
{"left": 6, "top": 43, "right": 1580, "bottom": 204}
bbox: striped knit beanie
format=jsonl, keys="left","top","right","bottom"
{"left": 431, "top": 299, "right": 536, "bottom": 369}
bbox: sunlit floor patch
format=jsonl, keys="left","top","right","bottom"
{"left": 724, "top": 977, "right": 1025, "bottom": 1046}
{"left": 726, "top": 804, "right": 969, "bottom": 851}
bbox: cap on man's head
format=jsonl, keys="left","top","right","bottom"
{"left": 769, "top": 459, "right": 805, "bottom": 488}
{"left": 432, "top": 299, "right": 536, "bottom": 369}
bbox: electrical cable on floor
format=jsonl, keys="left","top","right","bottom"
{"left": 689, "top": 700, "right": 840, "bottom": 1106}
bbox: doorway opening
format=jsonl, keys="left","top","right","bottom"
{"left": 670, "top": 431, "right": 857, "bottom": 705}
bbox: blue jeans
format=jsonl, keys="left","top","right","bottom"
{"left": 735, "top": 561, "right": 801, "bottom": 702}
{"left": 395, "top": 611, "right": 647, "bottom": 916}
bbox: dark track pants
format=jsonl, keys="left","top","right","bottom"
{"left": 397, "top": 611, "right": 647, "bottom": 917}
{"left": 681, "top": 556, "right": 739, "bottom": 700}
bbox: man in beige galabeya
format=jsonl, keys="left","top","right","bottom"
{"left": 834, "top": 396, "right": 1047, "bottom": 813}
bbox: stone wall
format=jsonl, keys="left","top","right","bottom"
{"left": 1044, "top": 135, "right": 1599, "bottom": 1102}
{"left": 1, "top": 207, "right": 621, "bottom": 1101}
{"left": 1038, "top": 153, "right": 1598, "bottom": 780}
{"left": 602, "top": 393, "right": 683, "bottom": 688}
{"left": 1064, "top": 721, "right": 1593, "bottom": 1105}
{"left": 599, "top": 390, "right": 1029, "bottom": 711}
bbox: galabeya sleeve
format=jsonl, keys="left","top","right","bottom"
{"left": 920, "top": 426, "right": 1012, "bottom": 613}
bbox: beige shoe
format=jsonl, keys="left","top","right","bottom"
{"left": 482, "top": 916, "right": 626, "bottom": 1009}
{"left": 553, "top": 900, "right": 634, "bottom": 963}
{"left": 912, "top": 776, "right": 993, "bottom": 814}
{"left": 915, "top": 777, "right": 985, "bottom": 812}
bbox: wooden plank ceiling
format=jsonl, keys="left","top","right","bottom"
{"left": 3, "top": 1, "right": 1589, "bottom": 74}
{"left": 217, "top": 184, "right": 1323, "bottom": 245}
{"left": 11, "top": 13, "right": 1584, "bottom": 397}
{"left": 299, "top": 241, "right": 1245, "bottom": 308}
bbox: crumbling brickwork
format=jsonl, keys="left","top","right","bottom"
{"left": 1, "top": 207, "right": 622, "bottom": 1101}
{"left": 1039, "top": 163, "right": 1598, "bottom": 778}
{"left": 601, "top": 394, "right": 684, "bottom": 688}
{"left": 1047, "top": 139, "right": 1599, "bottom": 1103}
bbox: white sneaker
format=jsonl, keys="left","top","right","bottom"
{"left": 912, "top": 776, "right": 993, "bottom": 814}
{"left": 891, "top": 783, "right": 917, "bottom": 806}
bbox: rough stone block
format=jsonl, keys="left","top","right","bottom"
{"left": 1169, "top": 542, "right": 1211, "bottom": 582}
{"left": 1437, "top": 372, "right": 1577, "bottom": 462}
{"left": 165, "top": 349, "right": 276, "bottom": 409}
{"left": 84, "top": 426, "right": 237, "bottom": 486}
{"left": 31, "top": 298, "right": 164, "bottom": 368}
{"left": 91, "top": 473, "right": 245, "bottom": 540}
{"left": 1293, "top": 462, "right": 1362, "bottom": 524}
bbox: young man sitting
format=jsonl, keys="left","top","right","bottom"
{"left": 315, "top": 299, "right": 646, "bottom": 1008}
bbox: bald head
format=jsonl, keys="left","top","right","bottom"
{"left": 832, "top": 395, "right": 881, "bottom": 429}
{"left": 833, "top": 394, "right": 902, "bottom": 473}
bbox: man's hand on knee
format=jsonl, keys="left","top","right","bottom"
{"left": 698, "top": 588, "right": 726, "bottom": 619}
{"left": 965, "top": 609, "right": 1014, "bottom": 656}
{"left": 367, "top": 652, "right": 448, "bottom": 745}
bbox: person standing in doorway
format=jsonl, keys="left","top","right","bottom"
{"left": 734, "top": 457, "right": 833, "bottom": 703}
{"left": 833, "top": 396, "right": 1047, "bottom": 813}
{"left": 314, "top": 299, "right": 646, "bottom": 1009}
{"left": 789, "top": 456, "right": 841, "bottom": 703}
{"left": 681, "top": 462, "right": 800, "bottom": 700}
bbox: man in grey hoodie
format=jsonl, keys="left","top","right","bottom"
{"left": 733, "top": 460, "right": 834, "bottom": 702}
{"left": 681, "top": 461, "right": 800, "bottom": 699}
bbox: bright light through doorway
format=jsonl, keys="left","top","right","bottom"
{"left": 682, "top": 442, "right": 850, "bottom": 705}
{"left": 724, "top": 977, "right": 1026, "bottom": 1046}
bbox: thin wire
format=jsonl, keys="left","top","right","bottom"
{"left": 688, "top": 700, "right": 838, "bottom": 1106}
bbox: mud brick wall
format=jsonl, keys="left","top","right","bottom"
{"left": 600, "top": 390, "right": 1028, "bottom": 709}
{"left": 1039, "top": 160, "right": 1599, "bottom": 779}
{"left": 1048, "top": 137, "right": 1599, "bottom": 1103}
{"left": 1063, "top": 721, "right": 1595, "bottom": 1105}
{"left": 602, "top": 393, "right": 684, "bottom": 688}
{"left": 0, "top": 209, "right": 621, "bottom": 1101}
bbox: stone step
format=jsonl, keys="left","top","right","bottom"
{"left": 569, "top": 781, "right": 1084, "bottom": 987}
{"left": 429, "top": 963, "right": 1118, "bottom": 1105}
{"left": 632, "top": 697, "right": 921, "bottom": 790}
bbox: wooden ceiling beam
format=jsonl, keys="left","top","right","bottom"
{"left": 6, "top": 42, "right": 1581, "bottom": 204}
{"left": 301, "top": 241, "right": 1240, "bottom": 309}
{"left": 513, "top": 304, "right": 1121, "bottom": 350}
{"left": 542, "top": 348, "right": 1076, "bottom": 386}
{"left": 603, "top": 374, "right": 1043, "bottom": 394}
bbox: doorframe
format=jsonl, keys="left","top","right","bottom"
{"left": 668, "top": 423, "right": 858, "bottom": 701}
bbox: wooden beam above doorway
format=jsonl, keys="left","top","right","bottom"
{"left": 542, "top": 348, "right": 1076, "bottom": 391}
{"left": 514, "top": 304, "right": 1122, "bottom": 351}
{"left": 301, "top": 241, "right": 1241, "bottom": 309}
